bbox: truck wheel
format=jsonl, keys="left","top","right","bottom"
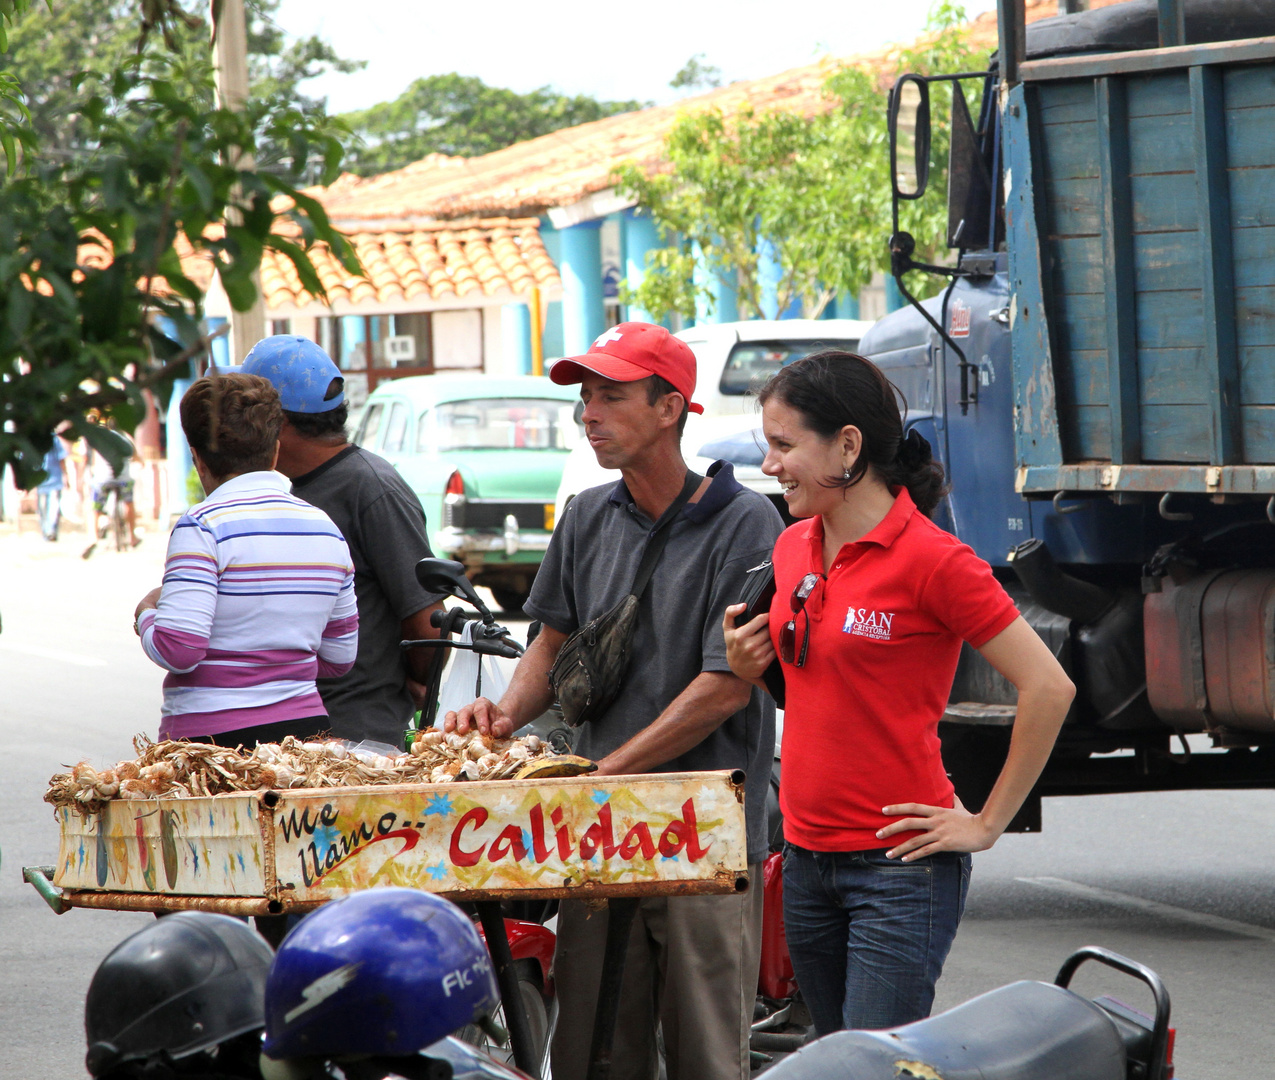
{"left": 492, "top": 586, "right": 530, "bottom": 612}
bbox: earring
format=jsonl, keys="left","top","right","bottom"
{"left": 842, "top": 467, "right": 851, "bottom": 480}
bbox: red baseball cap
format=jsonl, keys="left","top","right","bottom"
{"left": 549, "top": 322, "right": 704, "bottom": 414}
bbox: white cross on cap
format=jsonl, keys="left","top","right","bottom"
{"left": 593, "top": 328, "right": 624, "bottom": 348}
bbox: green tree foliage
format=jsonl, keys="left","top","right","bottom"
{"left": 616, "top": 1, "right": 979, "bottom": 322}
{"left": 339, "top": 73, "right": 648, "bottom": 176}
{"left": 0, "top": 0, "right": 362, "bottom": 176}
{"left": 0, "top": 2, "right": 360, "bottom": 487}
{"left": 670, "top": 54, "right": 722, "bottom": 93}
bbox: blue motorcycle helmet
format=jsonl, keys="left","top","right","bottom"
{"left": 260, "top": 889, "right": 500, "bottom": 1075}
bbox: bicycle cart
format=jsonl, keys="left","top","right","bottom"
{"left": 24, "top": 561, "right": 752, "bottom": 1080}
{"left": 27, "top": 771, "right": 749, "bottom": 1079}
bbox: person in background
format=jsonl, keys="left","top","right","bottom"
{"left": 724, "top": 352, "right": 1073, "bottom": 1036}
{"left": 134, "top": 373, "right": 357, "bottom": 748}
{"left": 63, "top": 432, "right": 90, "bottom": 527}
{"left": 84, "top": 420, "right": 143, "bottom": 556}
{"left": 447, "top": 323, "right": 784, "bottom": 1080}
{"left": 35, "top": 430, "right": 69, "bottom": 541}
{"left": 242, "top": 337, "right": 445, "bottom": 748}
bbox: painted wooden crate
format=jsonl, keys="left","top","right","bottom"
{"left": 54, "top": 771, "right": 747, "bottom": 904}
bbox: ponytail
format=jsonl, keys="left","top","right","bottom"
{"left": 884, "top": 425, "right": 947, "bottom": 517}
{"left": 757, "top": 352, "right": 949, "bottom": 517}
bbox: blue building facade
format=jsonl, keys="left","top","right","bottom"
{"left": 497, "top": 203, "right": 904, "bottom": 363}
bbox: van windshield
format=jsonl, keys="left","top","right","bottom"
{"left": 719, "top": 339, "right": 860, "bottom": 395}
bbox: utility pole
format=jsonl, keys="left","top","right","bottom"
{"left": 212, "top": 0, "right": 266, "bottom": 364}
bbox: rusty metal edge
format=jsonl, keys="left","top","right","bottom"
{"left": 62, "top": 891, "right": 283, "bottom": 916}
{"left": 257, "top": 790, "right": 280, "bottom": 901}
{"left": 53, "top": 770, "right": 741, "bottom": 819}
{"left": 438, "top": 870, "right": 751, "bottom": 902}
{"left": 262, "top": 769, "right": 740, "bottom": 801}
{"left": 59, "top": 870, "right": 752, "bottom": 915}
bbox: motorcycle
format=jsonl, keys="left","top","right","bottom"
{"left": 760, "top": 945, "right": 1174, "bottom": 1080}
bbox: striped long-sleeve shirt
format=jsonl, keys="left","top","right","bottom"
{"left": 138, "top": 471, "right": 358, "bottom": 740}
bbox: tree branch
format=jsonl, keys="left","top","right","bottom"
{"left": 66, "top": 322, "right": 231, "bottom": 411}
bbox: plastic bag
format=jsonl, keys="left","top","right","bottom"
{"left": 432, "top": 622, "right": 511, "bottom": 728}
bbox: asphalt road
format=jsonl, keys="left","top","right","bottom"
{"left": 2, "top": 527, "right": 1273, "bottom": 1079}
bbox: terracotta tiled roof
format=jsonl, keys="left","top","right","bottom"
{"left": 313, "top": 63, "right": 845, "bottom": 222}
{"left": 174, "top": 216, "right": 561, "bottom": 316}
{"left": 316, "top": 0, "right": 1125, "bottom": 223}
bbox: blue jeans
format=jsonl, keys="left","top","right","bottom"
{"left": 37, "top": 487, "right": 61, "bottom": 540}
{"left": 782, "top": 843, "right": 971, "bottom": 1035}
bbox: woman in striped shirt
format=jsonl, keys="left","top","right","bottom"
{"left": 134, "top": 373, "right": 358, "bottom": 748}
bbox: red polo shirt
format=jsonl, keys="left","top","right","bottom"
{"left": 771, "top": 488, "right": 1018, "bottom": 852}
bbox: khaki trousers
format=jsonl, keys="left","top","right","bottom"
{"left": 549, "top": 862, "right": 764, "bottom": 1080}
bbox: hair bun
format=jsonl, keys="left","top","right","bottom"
{"left": 896, "top": 427, "right": 932, "bottom": 469}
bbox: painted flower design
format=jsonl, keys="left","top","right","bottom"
{"left": 695, "top": 785, "right": 722, "bottom": 810}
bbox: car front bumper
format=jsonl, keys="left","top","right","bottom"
{"left": 436, "top": 522, "right": 552, "bottom": 560}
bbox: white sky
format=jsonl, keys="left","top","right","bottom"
{"left": 273, "top": 0, "right": 1001, "bottom": 115}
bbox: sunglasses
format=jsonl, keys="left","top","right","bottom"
{"left": 779, "top": 573, "right": 822, "bottom": 667}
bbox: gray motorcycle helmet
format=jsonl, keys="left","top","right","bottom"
{"left": 85, "top": 911, "right": 274, "bottom": 1077}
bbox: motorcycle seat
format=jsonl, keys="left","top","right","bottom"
{"left": 766, "top": 980, "right": 1126, "bottom": 1080}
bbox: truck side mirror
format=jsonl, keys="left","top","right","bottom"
{"left": 890, "top": 75, "right": 931, "bottom": 200}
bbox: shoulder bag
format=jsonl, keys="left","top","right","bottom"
{"left": 549, "top": 471, "right": 702, "bottom": 727}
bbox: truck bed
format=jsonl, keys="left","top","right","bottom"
{"left": 1007, "top": 35, "right": 1275, "bottom": 496}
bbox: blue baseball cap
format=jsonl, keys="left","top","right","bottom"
{"left": 242, "top": 337, "right": 345, "bottom": 414}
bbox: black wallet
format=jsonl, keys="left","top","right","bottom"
{"left": 736, "top": 560, "right": 786, "bottom": 708}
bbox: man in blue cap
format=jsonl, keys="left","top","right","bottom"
{"left": 243, "top": 336, "right": 444, "bottom": 745}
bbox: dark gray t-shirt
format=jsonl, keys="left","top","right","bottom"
{"left": 525, "top": 461, "right": 784, "bottom": 864}
{"left": 291, "top": 446, "right": 440, "bottom": 745}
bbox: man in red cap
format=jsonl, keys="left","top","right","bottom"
{"left": 447, "top": 322, "right": 783, "bottom": 1080}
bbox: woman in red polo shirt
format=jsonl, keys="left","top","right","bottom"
{"left": 724, "top": 352, "right": 1073, "bottom": 1035}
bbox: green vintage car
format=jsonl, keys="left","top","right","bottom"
{"left": 353, "top": 374, "right": 581, "bottom": 611}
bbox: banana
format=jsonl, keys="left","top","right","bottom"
{"left": 513, "top": 755, "right": 597, "bottom": 780}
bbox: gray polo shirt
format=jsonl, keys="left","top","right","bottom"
{"left": 525, "top": 461, "right": 784, "bottom": 864}
{"left": 291, "top": 445, "right": 442, "bottom": 746}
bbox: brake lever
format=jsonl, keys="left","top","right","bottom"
{"left": 470, "top": 638, "right": 524, "bottom": 659}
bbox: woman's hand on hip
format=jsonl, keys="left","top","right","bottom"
{"left": 723, "top": 603, "right": 776, "bottom": 681}
{"left": 876, "top": 796, "right": 998, "bottom": 861}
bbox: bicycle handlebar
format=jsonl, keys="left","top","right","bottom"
{"left": 400, "top": 637, "right": 523, "bottom": 659}
{"left": 402, "top": 606, "right": 526, "bottom": 660}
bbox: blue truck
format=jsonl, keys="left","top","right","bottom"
{"left": 860, "top": 0, "right": 1275, "bottom": 827}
